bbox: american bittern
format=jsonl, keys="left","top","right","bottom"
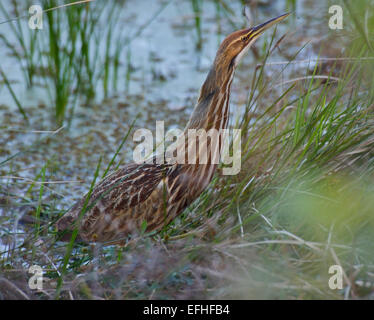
{"left": 57, "top": 13, "right": 289, "bottom": 243}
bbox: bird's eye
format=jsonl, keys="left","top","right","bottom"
{"left": 241, "top": 35, "right": 249, "bottom": 42}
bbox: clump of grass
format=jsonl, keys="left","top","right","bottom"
{"left": 0, "top": 0, "right": 127, "bottom": 125}
{"left": 41, "top": 0, "right": 127, "bottom": 125}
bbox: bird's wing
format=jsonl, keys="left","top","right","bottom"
{"left": 56, "top": 161, "right": 172, "bottom": 235}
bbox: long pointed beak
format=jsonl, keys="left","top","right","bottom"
{"left": 249, "top": 12, "right": 290, "bottom": 38}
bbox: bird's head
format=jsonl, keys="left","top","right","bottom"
{"left": 214, "top": 13, "right": 290, "bottom": 70}
{"left": 195, "top": 13, "right": 290, "bottom": 112}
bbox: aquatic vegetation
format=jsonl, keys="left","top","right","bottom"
{"left": 1, "top": 0, "right": 127, "bottom": 125}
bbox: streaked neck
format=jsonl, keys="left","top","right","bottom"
{"left": 185, "top": 64, "right": 235, "bottom": 131}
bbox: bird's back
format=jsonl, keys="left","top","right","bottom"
{"left": 57, "top": 161, "right": 174, "bottom": 242}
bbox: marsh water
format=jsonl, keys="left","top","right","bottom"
{"left": 0, "top": 0, "right": 342, "bottom": 253}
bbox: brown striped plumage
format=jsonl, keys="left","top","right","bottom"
{"left": 56, "top": 14, "right": 289, "bottom": 243}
